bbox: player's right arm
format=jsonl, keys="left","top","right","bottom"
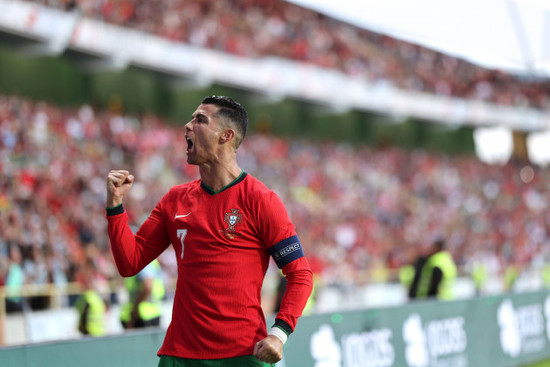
{"left": 106, "top": 170, "right": 171, "bottom": 277}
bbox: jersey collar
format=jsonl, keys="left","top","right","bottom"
{"left": 201, "top": 171, "right": 247, "bottom": 195}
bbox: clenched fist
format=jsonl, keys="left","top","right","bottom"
{"left": 106, "top": 170, "right": 134, "bottom": 208}
{"left": 253, "top": 335, "right": 283, "bottom": 364}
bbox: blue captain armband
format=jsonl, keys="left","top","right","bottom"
{"left": 269, "top": 235, "right": 304, "bottom": 269}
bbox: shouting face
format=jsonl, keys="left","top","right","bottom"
{"left": 184, "top": 103, "right": 226, "bottom": 166}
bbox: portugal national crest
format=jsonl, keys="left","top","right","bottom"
{"left": 224, "top": 208, "right": 242, "bottom": 231}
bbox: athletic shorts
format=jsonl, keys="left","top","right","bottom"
{"left": 158, "top": 355, "right": 272, "bottom": 367}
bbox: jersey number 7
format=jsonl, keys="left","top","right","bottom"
{"left": 177, "top": 229, "right": 187, "bottom": 259}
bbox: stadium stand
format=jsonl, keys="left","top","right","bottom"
{"left": 1, "top": 93, "right": 549, "bottom": 309}
{"left": 23, "top": 0, "right": 550, "bottom": 110}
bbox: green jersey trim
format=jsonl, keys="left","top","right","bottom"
{"left": 200, "top": 171, "right": 247, "bottom": 195}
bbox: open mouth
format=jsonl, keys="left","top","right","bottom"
{"left": 186, "top": 136, "right": 194, "bottom": 154}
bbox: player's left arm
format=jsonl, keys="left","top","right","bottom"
{"left": 270, "top": 241, "right": 313, "bottom": 334}
{"left": 255, "top": 238, "right": 313, "bottom": 363}
{"left": 253, "top": 191, "right": 313, "bottom": 363}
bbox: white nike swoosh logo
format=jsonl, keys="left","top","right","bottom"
{"left": 175, "top": 212, "right": 192, "bottom": 219}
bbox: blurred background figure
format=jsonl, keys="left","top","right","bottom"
{"left": 471, "top": 261, "right": 488, "bottom": 297}
{"left": 542, "top": 261, "right": 550, "bottom": 289}
{"left": 25, "top": 245, "right": 51, "bottom": 311}
{"left": 503, "top": 262, "right": 520, "bottom": 293}
{"left": 0, "top": 252, "right": 7, "bottom": 345}
{"left": 413, "top": 238, "right": 457, "bottom": 301}
{"left": 406, "top": 245, "right": 429, "bottom": 301}
{"left": 5, "top": 245, "right": 25, "bottom": 314}
{"left": 120, "top": 259, "right": 165, "bottom": 330}
{"left": 398, "top": 262, "right": 415, "bottom": 297}
{"left": 74, "top": 258, "right": 107, "bottom": 337}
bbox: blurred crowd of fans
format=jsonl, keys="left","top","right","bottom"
{"left": 25, "top": 0, "right": 550, "bottom": 110}
{"left": 2, "top": 94, "right": 550, "bottom": 312}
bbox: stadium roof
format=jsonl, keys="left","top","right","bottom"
{"left": 285, "top": 0, "right": 550, "bottom": 78}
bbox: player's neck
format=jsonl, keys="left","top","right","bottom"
{"left": 199, "top": 161, "right": 243, "bottom": 192}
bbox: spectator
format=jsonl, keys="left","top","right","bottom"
{"left": 413, "top": 238, "right": 458, "bottom": 300}
{"left": 74, "top": 258, "right": 107, "bottom": 337}
{"left": 119, "top": 259, "right": 165, "bottom": 329}
{"left": 5, "top": 245, "right": 25, "bottom": 313}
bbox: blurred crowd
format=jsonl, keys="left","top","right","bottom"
{"left": 2, "top": 94, "right": 550, "bottom": 311}
{"left": 25, "top": 0, "right": 550, "bottom": 110}
{"left": 0, "top": 94, "right": 190, "bottom": 311}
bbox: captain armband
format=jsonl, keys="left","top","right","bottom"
{"left": 269, "top": 235, "right": 305, "bottom": 269}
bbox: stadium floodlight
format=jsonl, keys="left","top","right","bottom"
{"left": 527, "top": 130, "right": 550, "bottom": 166}
{"left": 473, "top": 126, "right": 513, "bottom": 165}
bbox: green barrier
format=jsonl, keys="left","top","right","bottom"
{"left": 0, "top": 329, "right": 165, "bottom": 367}
{"left": 1, "top": 290, "right": 550, "bottom": 367}
{"left": 283, "top": 290, "right": 550, "bottom": 367}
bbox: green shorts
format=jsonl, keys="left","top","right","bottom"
{"left": 158, "top": 354, "right": 271, "bottom": 367}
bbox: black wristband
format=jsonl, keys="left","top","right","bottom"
{"left": 272, "top": 318, "right": 293, "bottom": 335}
{"left": 106, "top": 203, "right": 124, "bottom": 216}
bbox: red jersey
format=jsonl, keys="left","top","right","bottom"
{"left": 107, "top": 172, "right": 313, "bottom": 359}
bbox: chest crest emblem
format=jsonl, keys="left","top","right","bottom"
{"left": 224, "top": 208, "right": 242, "bottom": 231}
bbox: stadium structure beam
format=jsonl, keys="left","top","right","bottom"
{"left": 78, "top": 56, "right": 129, "bottom": 73}
{"left": 162, "top": 75, "right": 213, "bottom": 91}
{"left": 506, "top": 0, "right": 535, "bottom": 73}
{"left": 13, "top": 41, "right": 63, "bottom": 57}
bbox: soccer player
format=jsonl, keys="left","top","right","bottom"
{"left": 106, "top": 96, "right": 313, "bottom": 366}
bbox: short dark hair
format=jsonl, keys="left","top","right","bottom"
{"left": 201, "top": 95, "right": 248, "bottom": 148}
